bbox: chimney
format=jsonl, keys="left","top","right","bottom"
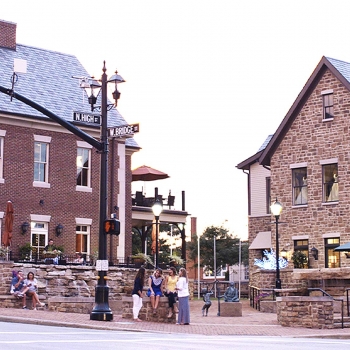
{"left": 0, "top": 20, "right": 17, "bottom": 50}
{"left": 191, "top": 217, "right": 197, "bottom": 238}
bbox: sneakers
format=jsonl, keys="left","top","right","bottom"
{"left": 39, "top": 302, "right": 45, "bottom": 307}
{"left": 167, "top": 311, "right": 173, "bottom": 318}
{"left": 22, "top": 306, "right": 27, "bottom": 309}
{"left": 33, "top": 308, "right": 37, "bottom": 311}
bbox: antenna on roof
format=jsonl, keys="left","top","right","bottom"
{"left": 72, "top": 76, "right": 94, "bottom": 105}
{"left": 10, "top": 58, "right": 27, "bottom": 101}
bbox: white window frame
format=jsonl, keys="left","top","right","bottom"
{"left": 75, "top": 218, "right": 92, "bottom": 259}
{"left": 76, "top": 141, "right": 92, "bottom": 192}
{"left": 33, "top": 135, "right": 51, "bottom": 188}
{"left": 0, "top": 130, "right": 6, "bottom": 184}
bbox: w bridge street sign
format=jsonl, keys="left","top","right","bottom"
{"left": 73, "top": 112, "right": 101, "bottom": 124}
{"left": 108, "top": 123, "right": 139, "bottom": 138}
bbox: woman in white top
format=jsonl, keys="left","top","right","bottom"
{"left": 175, "top": 267, "right": 190, "bottom": 325}
{"left": 23, "top": 271, "right": 45, "bottom": 310}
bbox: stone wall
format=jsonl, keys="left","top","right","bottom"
{"left": 277, "top": 296, "right": 334, "bottom": 329}
{"left": 0, "top": 262, "right": 142, "bottom": 313}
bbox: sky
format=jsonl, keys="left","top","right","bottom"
{"left": 3, "top": 0, "right": 350, "bottom": 240}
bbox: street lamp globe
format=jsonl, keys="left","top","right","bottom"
{"left": 270, "top": 199, "right": 283, "bottom": 217}
{"left": 152, "top": 198, "right": 163, "bottom": 217}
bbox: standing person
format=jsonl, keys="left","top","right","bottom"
{"left": 164, "top": 267, "right": 178, "bottom": 318}
{"left": 23, "top": 271, "right": 45, "bottom": 310}
{"left": 44, "top": 238, "right": 59, "bottom": 264}
{"left": 148, "top": 268, "right": 164, "bottom": 314}
{"left": 175, "top": 267, "right": 190, "bottom": 325}
{"left": 132, "top": 267, "right": 145, "bottom": 322}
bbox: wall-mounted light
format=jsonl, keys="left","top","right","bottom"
{"left": 21, "top": 222, "right": 29, "bottom": 235}
{"left": 56, "top": 224, "right": 64, "bottom": 237}
{"left": 281, "top": 248, "right": 288, "bottom": 260}
{"left": 311, "top": 246, "right": 318, "bottom": 260}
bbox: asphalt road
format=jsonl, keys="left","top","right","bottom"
{"left": 1, "top": 322, "right": 350, "bottom": 350}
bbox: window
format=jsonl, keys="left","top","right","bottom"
{"left": 325, "top": 237, "right": 340, "bottom": 268}
{"left": 76, "top": 142, "right": 91, "bottom": 191}
{"left": 31, "top": 222, "right": 48, "bottom": 260}
{"left": 34, "top": 142, "right": 48, "bottom": 182}
{"left": 323, "top": 163, "right": 338, "bottom": 202}
{"left": 293, "top": 239, "right": 309, "bottom": 268}
{"left": 33, "top": 135, "right": 51, "bottom": 188}
{"left": 76, "top": 225, "right": 90, "bottom": 258}
{"left": 293, "top": 168, "right": 307, "bottom": 205}
{"left": 323, "top": 93, "right": 334, "bottom": 119}
{"left": 266, "top": 177, "right": 271, "bottom": 214}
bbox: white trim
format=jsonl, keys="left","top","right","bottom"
{"left": 0, "top": 211, "right": 4, "bottom": 219}
{"left": 319, "top": 158, "right": 338, "bottom": 165}
{"left": 321, "top": 89, "right": 333, "bottom": 95}
{"left": 30, "top": 214, "right": 51, "bottom": 222}
{"left": 76, "top": 140, "right": 93, "bottom": 149}
{"left": 322, "top": 232, "right": 340, "bottom": 238}
{"left": 0, "top": 130, "right": 6, "bottom": 137}
{"left": 33, "top": 181, "right": 51, "bottom": 188}
{"left": 292, "top": 235, "right": 309, "bottom": 240}
{"left": 75, "top": 218, "right": 93, "bottom": 225}
{"left": 34, "top": 135, "right": 52, "bottom": 143}
{"left": 290, "top": 162, "right": 307, "bottom": 169}
{"left": 75, "top": 185, "right": 92, "bottom": 193}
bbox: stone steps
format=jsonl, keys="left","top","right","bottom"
{"left": 334, "top": 316, "right": 350, "bottom": 328}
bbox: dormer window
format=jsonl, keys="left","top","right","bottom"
{"left": 322, "top": 90, "right": 334, "bottom": 120}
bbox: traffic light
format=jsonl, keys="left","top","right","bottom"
{"left": 103, "top": 219, "right": 120, "bottom": 235}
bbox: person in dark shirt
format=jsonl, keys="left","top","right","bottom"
{"left": 132, "top": 267, "right": 146, "bottom": 322}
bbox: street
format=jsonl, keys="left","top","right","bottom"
{"left": 0, "top": 322, "right": 350, "bottom": 350}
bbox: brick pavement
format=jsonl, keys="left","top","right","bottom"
{"left": 0, "top": 299, "right": 349, "bottom": 338}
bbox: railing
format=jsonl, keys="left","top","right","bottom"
{"left": 249, "top": 285, "right": 275, "bottom": 311}
{"left": 346, "top": 288, "right": 350, "bottom": 317}
{"left": 308, "top": 288, "right": 344, "bottom": 329}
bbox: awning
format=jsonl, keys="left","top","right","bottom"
{"left": 334, "top": 242, "right": 350, "bottom": 251}
{"left": 249, "top": 231, "right": 271, "bottom": 250}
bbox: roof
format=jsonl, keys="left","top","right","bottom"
{"left": 259, "top": 56, "right": 350, "bottom": 166}
{"left": 0, "top": 43, "right": 139, "bottom": 148}
{"left": 236, "top": 134, "right": 273, "bottom": 170}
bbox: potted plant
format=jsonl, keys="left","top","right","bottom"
{"left": 131, "top": 252, "right": 154, "bottom": 268}
{"left": 18, "top": 243, "right": 33, "bottom": 261}
{"left": 292, "top": 251, "right": 308, "bottom": 268}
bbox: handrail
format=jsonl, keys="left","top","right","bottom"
{"left": 346, "top": 288, "right": 350, "bottom": 317}
{"left": 308, "top": 288, "right": 344, "bottom": 329}
{"left": 249, "top": 285, "right": 275, "bottom": 311}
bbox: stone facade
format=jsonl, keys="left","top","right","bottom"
{"left": 277, "top": 296, "right": 334, "bottom": 329}
{"left": 239, "top": 58, "right": 350, "bottom": 296}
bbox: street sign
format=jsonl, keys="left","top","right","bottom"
{"left": 73, "top": 112, "right": 101, "bottom": 124}
{"left": 108, "top": 123, "right": 139, "bottom": 138}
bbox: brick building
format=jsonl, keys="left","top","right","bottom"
{"left": 237, "top": 56, "right": 350, "bottom": 293}
{"left": 0, "top": 20, "right": 139, "bottom": 261}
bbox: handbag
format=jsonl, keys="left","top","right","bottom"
{"left": 147, "top": 288, "right": 151, "bottom": 297}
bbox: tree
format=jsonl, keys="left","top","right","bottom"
{"left": 187, "top": 225, "right": 249, "bottom": 271}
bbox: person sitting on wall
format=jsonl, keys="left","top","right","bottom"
{"left": 224, "top": 282, "right": 239, "bottom": 302}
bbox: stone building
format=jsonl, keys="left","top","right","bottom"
{"left": 237, "top": 56, "right": 350, "bottom": 295}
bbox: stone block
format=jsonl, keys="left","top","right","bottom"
{"left": 219, "top": 302, "right": 242, "bottom": 317}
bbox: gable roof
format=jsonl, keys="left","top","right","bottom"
{"left": 259, "top": 56, "right": 350, "bottom": 166}
{"left": 236, "top": 134, "right": 273, "bottom": 170}
{"left": 0, "top": 43, "right": 139, "bottom": 148}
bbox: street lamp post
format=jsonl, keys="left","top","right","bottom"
{"left": 270, "top": 198, "right": 283, "bottom": 290}
{"left": 85, "top": 62, "right": 124, "bottom": 321}
{"left": 152, "top": 198, "right": 163, "bottom": 268}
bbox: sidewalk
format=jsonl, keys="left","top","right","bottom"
{"left": 0, "top": 299, "right": 349, "bottom": 338}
